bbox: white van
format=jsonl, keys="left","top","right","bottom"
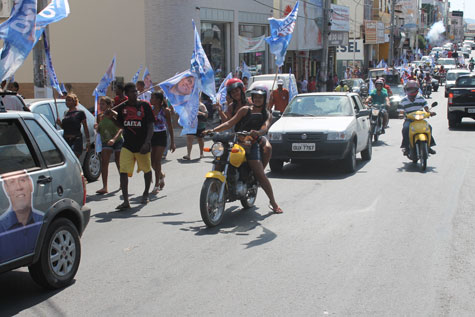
{"left": 246, "top": 74, "right": 298, "bottom": 102}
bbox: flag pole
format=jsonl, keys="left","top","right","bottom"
{"left": 270, "top": 67, "right": 280, "bottom": 92}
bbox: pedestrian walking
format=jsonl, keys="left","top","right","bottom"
{"left": 150, "top": 91, "right": 176, "bottom": 194}
{"left": 114, "top": 82, "right": 154, "bottom": 210}
{"left": 183, "top": 98, "right": 207, "bottom": 160}
{"left": 56, "top": 93, "right": 90, "bottom": 158}
{"left": 95, "top": 96, "right": 123, "bottom": 195}
{"left": 268, "top": 79, "right": 289, "bottom": 112}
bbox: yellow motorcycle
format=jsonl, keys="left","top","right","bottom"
{"left": 200, "top": 132, "right": 258, "bottom": 227}
{"left": 405, "top": 102, "right": 437, "bottom": 172}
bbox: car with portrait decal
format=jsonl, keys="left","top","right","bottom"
{"left": 0, "top": 99, "right": 90, "bottom": 289}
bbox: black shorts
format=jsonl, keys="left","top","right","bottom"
{"left": 246, "top": 142, "right": 262, "bottom": 161}
{"left": 151, "top": 131, "right": 167, "bottom": 147}
{"left": 187, "top": 128, "right": 205, "bottom": 138}
{"left": 65, "top": 135, "right": 83, "bottom": 156}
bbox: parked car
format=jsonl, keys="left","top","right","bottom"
{"left": 447, "top": 74, "right": 475, "bottom": 128}
{"left": 24, "top": 98, "right": 101, "bottom": 182}
{"left": 268, "top": 93, "right": 372, "bottom": 173}
{"left": 343, "top": 78, "right": 368, "bottom": 97}
{"left": 0, "top": 101, "right": 90, "bottom": 289}
{"left": 444, "top": 69, "right": 470, "bottom": 97}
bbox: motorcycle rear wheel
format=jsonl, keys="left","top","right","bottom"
{"left": 241, "top": 183, "right": 258, "bottom": 209}
{"left": 200, "top": 178, "right": 226, "bottom": 227}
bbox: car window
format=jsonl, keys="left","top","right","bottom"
{"left": 455, "top": 76, "right": 475, "bottom": 87}
{"left": 2, "top": 95, "right": 25, "bottom": 111}
{"left": 284, "top": 96, "right": 353, "bottom": 117}
{"left": 56, "top": 101, "right": 68, "bottom": 119}
{"left": 0, "top": 120, "right": 39, "bottom": 174}
{"left": 24, "top": 119, "right": 63, "bottom": 167}
{"left": 33, "top": 103, "right": 55, "bottom": 126}
{"left": 352, "top": 96, "right": 363, "bottom": 112}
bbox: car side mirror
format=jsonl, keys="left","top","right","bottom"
{"left": 272, "top": 110, "right": 282, "bottom": 118}
{"left": 431, "top": 102, "right": 438, "bottom": 108}
{"left": 357, "top": 109, "right": 370, "bottom": 117}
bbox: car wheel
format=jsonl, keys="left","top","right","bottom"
{"left": 448, "top": 112, "right": 459, "bottom": 128}
{"left": 361, "top": 135, "right": 372, "bottom": 161}
{"left": 342, "top": 141, "right": 356, "bottom": 173}
{"left": 269, "top": 159, "right": 284, "bottom": 172}
{"left": 29, "top": 218, "right": 81, "bottom": 289}
{"left": 83, "top": 149, "right": 101, "bottom": 182}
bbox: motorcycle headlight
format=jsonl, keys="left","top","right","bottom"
{"left": 372, "top": 109, "right": 380, "bottom": 116}
{"left": 269, "top": 132, "right": 282, "bottom": 141}
{"left": 211, "top": 142, "right": 225, "bottom": 157}
{"left": 414, "top": 114, "right": 424, "bottom": 120}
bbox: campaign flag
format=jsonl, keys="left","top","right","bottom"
{"left": 191, "top": 20, "right": 216, "bottom": 103}
{"left": 0, "top": 0, "right": 37, "bottom": 81}
{"left": 143, "top": 67, "right": 153, "bottom": 89}
{"left": 60, "top": 83, "right": 67, "bottom": 93}
{"left": 0, "top": 0, "right": 71, "bottom": 81}
{"left": 288, "top": 69, "right": 297, "bottom": 102}
{"left": 241, "top": 61, "right": 251, "bottom": 79}
{"left": 34, "top": 0, "right": 70, "bottom": 42}
{"left": 131, "top": 65, "right": 142, "bottom": 84}
{"left": 265, "top": 0, "right": 299, "bottom": 67}
{"left": 369, "top": 78, "right": 375, "bottom": 93}
{"left": 217, "top": 72, "right": 233, "bottom": 110}
{"left": 377, "top": 59, "right": 386, "bottom": 68}
{"left": 93, "top": 56, "right": 116, "bottom": 117}
{"left": 159, "top": 70, "right": 201, "bottom": 135}
{"left": 43, "top": 31, "right": 62, "bottom": 95}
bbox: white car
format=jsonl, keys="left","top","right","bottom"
{"left": 437, "top": 58, "right": 457, "bottom": 71}
{"left": 445, "top": 69, "right": 470, "bottom": 97}
{"left": 268, "top": 93, "right": 372, "bottom": 173}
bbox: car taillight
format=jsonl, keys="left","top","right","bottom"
{"left": 81, "top": 173, "right": 86, "bottom": 205}
{"left": 448, "top": 92, "right": 453, "bottom": 106}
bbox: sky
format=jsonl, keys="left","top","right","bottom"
{"left": 449, "top": 0, "right": 475, "bottom": 20}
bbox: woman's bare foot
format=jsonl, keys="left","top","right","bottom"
{"left": 96, "top": 188, "right": 108, "bottom": 195}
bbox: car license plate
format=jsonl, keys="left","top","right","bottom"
{"left": 292, "top": 143, "right": 315, "bottom": 151}
{"left": 468, "top": 109, "right": 475, "bottom": 113}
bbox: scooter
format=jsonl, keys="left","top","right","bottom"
{"left": 368, "top": 102, "right": 385, "bottom": 143}
{"left": 199, "top": 131, "right": 258, "bottom": 227}
{"left": 405, "top": 102, "right": 437, "bottom": 172}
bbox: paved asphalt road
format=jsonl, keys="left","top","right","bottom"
{"left": 2, "top": 75, "right": 475, "bottom": 316}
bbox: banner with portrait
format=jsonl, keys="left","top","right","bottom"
{"left": 159, "top": 70, "right": 201, "bottom": 135}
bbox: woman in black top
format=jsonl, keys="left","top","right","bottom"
{"left": 205, "top": 88, "right": 283, "bottom": 214}
{"left": 56, "top": 93, "right": 90, "bottom": 158}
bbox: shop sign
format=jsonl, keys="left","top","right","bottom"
{"left": 330, "top": 4, "right": 350, "bottom": 32}
{"left": 238, "top": 35, "right": 266, "bottom": 53}
{"left": 336, "top": 39, "right": 364, "bottom": 60}
{"left": 329, "top": 31, "right": 349, "bottom": 47}
{"left": 365, "top": 20, "right": 385, "bottom": 44}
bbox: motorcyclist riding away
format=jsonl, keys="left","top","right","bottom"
{"left": 366, "top": 79, "right": 390, "bottom": 130}
{"left": 334, "top": 80, "right": 349, "bottom": 92}
{"left": 398, "top": 80, "right": 436, "bottom": 155}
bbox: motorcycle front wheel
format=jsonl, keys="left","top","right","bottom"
{"left": 200, "top": 178, "right": 226, "bottom": 227}
{"left": 417, "top": 141, "right": 428, "bottom": 172}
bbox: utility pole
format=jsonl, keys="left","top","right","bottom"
{"left": 33, "top": 0, "right": 49, "bottom": 98}
{"left": 388, "top": 0, "right": 395, "bottom": 65}
{"left": 321, "top": 0, "right": 331, "bottom": 91}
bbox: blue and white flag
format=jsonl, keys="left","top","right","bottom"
{"left": 34, "top": 0, "right": 70, "bottom": 42}
{"left": 288, "top": 69, "right": 297, "bottom": 102}
{"left": 142, "top": 67, "right": 154, "bottom": 91}
{"left": 131, "top": 65, "right": 142, "bottom": 84}
{"left": 241, "top": 61, "right": 251, "bottom": 79}
{"left": 191, "top": 20, "right": 216, "bottom": 103}
{"left": 159, "top": 70, "right": 201, "bottom": 135}
{"left": 43, "top": 31, "right": 62, "bottom": 95}
{"left": 265, "top": 0, "right": 299, "bottom": 67}
{"left": 93, "top": 56, "right": 116, "bottom": 97}
{"left": 369, "top": 78, "right": 375, "bottom": 93}
{"left": 217, "top": 72, "right": 233, "bottom": 109}
{"left": 60, "top": 83, "right": 66, "bottom": 93}
{"left": 93, "top": 56, "right": 116, "bottom": 117}
{"left": 377, "top": 59, "right": 387, "bottom": 68}
{"left": 0, "top": 0, "right": 37, "bottom": 81}
{"left": 0, "top": 0, "right": 71, "bottom": 81}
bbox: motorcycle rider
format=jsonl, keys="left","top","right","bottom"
{"left": 366, "top": 79, "right": 390, "bottom": 130}
{"left": 204, "top": 88, "right": 283, "bottom": 214}
{"left": 469, "top": 57, "right": 475, "bottom": 71}
{"left": 381, "top": 77, "right": 393, "bottom": 97}
{"left": 215, "top": 78, "right": 272, "bottom": 168}
{"left": 423, "top": 72, "right": 432, "bottom": 95}
{"left": 398, "top": 80, "right": 436, "bottom": 155}
{"left": 334, "top": 80, "right": 349, "bottom": 92}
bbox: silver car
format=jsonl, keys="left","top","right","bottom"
{"left": 24, "top": 98, "right": 101, "bottom": 182}
{"left": 445, "top": 69, "right": 470, "bottom": 97}
{"left": 0, "top": 103, "right": 90, "bottom": 289}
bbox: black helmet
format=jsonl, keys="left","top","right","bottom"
{"left": 339, "top": 80, "right": 345, "bottom": 86}
{"left": 250, "top": 87, "right": 267, "bottom": 103}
